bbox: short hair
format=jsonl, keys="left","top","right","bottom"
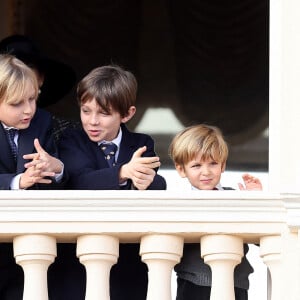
{"left": 0, "top": 54, "right": 39, "bottom": 105}
{"left": 169, "top": 124, "right": 228, "bottom": 166}
{"left": 77, "top": 65, "right": 137, "bottom": 118}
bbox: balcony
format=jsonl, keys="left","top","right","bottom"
{"left": 0, "top": 188, "right": 299, "bottom": 300}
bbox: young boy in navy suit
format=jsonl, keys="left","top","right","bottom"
{"left": 59, "top": 64, "right": 167, "bottom": 299}
{"left": 169, "top": 124, "right": 262, "bottom": 300}
{"left": 0, "top": 54, "right": 69, "bottom": 299}
{"left": 0, "top": 54, "right": 65, "bottom": 190}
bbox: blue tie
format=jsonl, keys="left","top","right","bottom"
{"left": 6, "top": 128, "right": 18, "bottom": 161}
{"left": 100, "top": 142, "right": 117, "bottom": 167}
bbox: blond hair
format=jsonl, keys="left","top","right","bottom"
{"left": 169, "top": 124, "right": 228, "bottom": 166}
{"left": 0, "top": 54, "right": 38, "bottom": 105}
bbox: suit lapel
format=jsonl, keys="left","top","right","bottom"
{"left": 117, "top": 125, "right": 136, "bottom": 164}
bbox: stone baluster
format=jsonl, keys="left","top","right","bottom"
{"left": 140, "top": 234, "right": 184, "bottom": 300}
{"left": 260, "top": 235, "right": 283, "bottom": 300}
{"left": 201, "top": 234, "right": 243, "bottom": 300}
{"left": 77, "top": 235, "right": 119, "bottom": 300}
{"left": 13, "top": 234, "right": 57, "bottom": 300}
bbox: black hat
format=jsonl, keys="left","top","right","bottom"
{"left": 0, "top": 34, "right": 76, "bottom": 108}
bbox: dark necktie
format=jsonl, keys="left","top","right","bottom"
{"left": 6, "top": 128, "right": 18, "bottom": 161}
{"left": 100, "top": 142, "right": 117, "bottom": 167}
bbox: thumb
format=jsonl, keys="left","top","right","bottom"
{"left": 34, "top": 138, "right": 45, "bottom": 154}
{"left": 238, "top": 183, "right": 245, "bottom": 190}
{"left": 132, "top": 146, "right": 147, "bottom": 159}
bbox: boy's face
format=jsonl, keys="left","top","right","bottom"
{"left": 175, "top": 154, "right": 225, "bottom": 190}
{"left": 80, "top": 98, "right": 132, "bottom": 142}
{"left": 0, "top": 81, "right": 37, "bottom": 129}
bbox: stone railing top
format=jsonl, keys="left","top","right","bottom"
{"left": 0, "top": 190, "right": 298, "bottom": 243}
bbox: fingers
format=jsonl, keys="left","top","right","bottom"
{"left": 146, "top": 160, "right": 161, "bottom": 169}
{"left": 34, "top": 138, "right": 46, "bottom": 155}
{"left": 24, "top": 157, "right": 46, "bottom": 169}
{"left": 238, "top": 183, "right": 245, "bottom": 190}
{"left": 241, "top": 173, "right": 263, "bottom": 191}
{"left": 20, "top": 167, "right": 53, "bottom": 189}
{"left": 23, "top": 152, "right": 39, "bottom": 161}
{"left": 131, "top": 169, "right": 156, "bottom": 190}
{"left": 132, "top": 146, "right": 147, "bottom": 159}
{"left": 131, "top": 146, "right": 160, "bottom": 166}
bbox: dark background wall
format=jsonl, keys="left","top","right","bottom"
{"left": 1, "top": 0, "right": 269, "bottom": 170}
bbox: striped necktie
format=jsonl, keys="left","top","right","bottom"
{"left": 6, "top": 128, "right": 18, "bottom": 161}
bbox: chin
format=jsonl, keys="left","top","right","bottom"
{"left": 18, "top": 124, "right": 30, "bottom": 130}
{"left": 89, "top": 135, "right": 100, "bottom": 142}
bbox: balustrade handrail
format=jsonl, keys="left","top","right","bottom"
{"left": 0, "top": 190, "right": 299, "bottom": 300}
{"left": 0, "top": 190, "right": 296, "bottom": 242}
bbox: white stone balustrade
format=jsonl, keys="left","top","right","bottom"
{"left": 0, "top": 190, "right": 299, "bottom": 300}
{"left": 13, "top": 234, "right": 56, "bottom": 300}
{"left": 140, "top": 234, "right": 184, "bottom": 300}
{"left": 201, "top": 235, "right": 243, "bottom": 300}
{"left": 77, "top": 235, "right": 119, "bottom": 300}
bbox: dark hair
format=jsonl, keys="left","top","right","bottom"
{"left": 77, "top": 65, "right": 137, "bottom": 118}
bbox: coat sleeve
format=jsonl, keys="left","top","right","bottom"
{"left": 131, "top": 134, "right": 167, "bottom": 190}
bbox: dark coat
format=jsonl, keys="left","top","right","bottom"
{"left": 0, "top": 108, "right": 66, "bottom": 190}
{"left": 59, "top": 123, "right": 166, "bottom": 190}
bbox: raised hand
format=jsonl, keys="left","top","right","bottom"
{"left": 23, "top": 138, "right": 63, "bottom": 174}
{"left": 238, "top": 173, "right": 263, "bottom": 191}
{"left": 119, "top": 146, "right": 161, "bottom": 190}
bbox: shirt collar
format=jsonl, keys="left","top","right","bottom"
{"left": 1, "top": 122, "right": 18, "bottom": 131}
{"left": 97, "top": 127, "right": 122, "bottom": 148}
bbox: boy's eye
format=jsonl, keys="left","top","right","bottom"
{"left": 81, "top": 108, "right": 90, "bottom": 114}
{"left": 99, "top": 110, "right": 110, "bottom": 116}
{"left": 10, "top": 101, "right": 22, "bottom": 107}
{"left": 191, "top": 163, "right": 201, "bottom": 168}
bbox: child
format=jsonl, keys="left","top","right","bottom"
{"left": 169, "top": 124, "right": 262, "bottom": 300}
{"left": 0, "top": 53, "right": 65, "bottom": 190}
{"left": 0, "top": 53, "right": 70, "bottom": 299}
{"left": 58, "top": 64, "right": 167, "bottom": 299}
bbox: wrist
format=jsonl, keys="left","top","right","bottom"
{"left": 119, "top": 164, "right": 129, "bottom": 183}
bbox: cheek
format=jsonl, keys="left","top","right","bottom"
{"left": 80, "top": 113, "right": 88, "bottom": 124}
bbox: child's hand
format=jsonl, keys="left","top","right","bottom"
{"left": 238, "top": 173, "right": 263, "bottom": 191}
{"left": 23, "top": 138, "right": 63, "bottom": 174}
{"left": 119, "top": 146, "right": 161, "bottom": 190}
{"left": 19, "top": 166, "right": 53, "bottom": 189}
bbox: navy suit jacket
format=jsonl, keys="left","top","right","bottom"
{"left": 0, "top": 108, "right": 65, "bottom": 190}
{"left": 59, "top": 124, "right": 166, "bottom": 190}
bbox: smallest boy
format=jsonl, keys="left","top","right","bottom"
{"left": 169, "top": 124, "right": 262, "bottom": 300}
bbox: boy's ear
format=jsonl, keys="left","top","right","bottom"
{"left": 121, "top": 106, "right": 136, "bottom": 123}
{"left": 221, "top": 162, "right": 226, "bottom": 172}
{"left": 175, "top": 163, "right": 187, "bottom": 178}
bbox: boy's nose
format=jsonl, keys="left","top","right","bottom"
{"left": 90, "top": 115, "right": 100, "bottom": 125}
{"left": 201, "top": 165, "right": 210, "bottom": 175}
{"left": 24, "top": 101, "right": 34, "bottom": 114}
